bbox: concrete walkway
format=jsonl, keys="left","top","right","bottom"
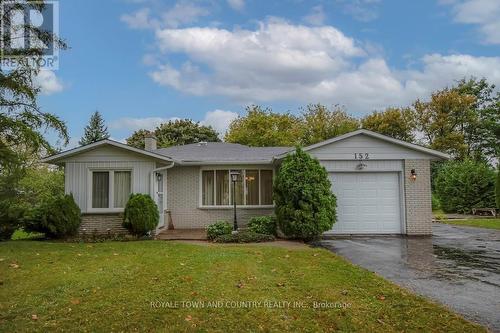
{"left": 316, "top": 224, "right": 500, "bottom": 332}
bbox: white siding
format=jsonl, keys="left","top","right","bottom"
{"left": 309, "top": 134, "right": 436, "bottom": 160}
{"left": 63, "top": 146, "right": 158, "bottom": 212}
{"left": 320, "top": 160, "right": 403, "bottom": 172}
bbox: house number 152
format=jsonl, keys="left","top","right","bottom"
{"left": 354, "top": 153, "right": 369, "bottom": 160}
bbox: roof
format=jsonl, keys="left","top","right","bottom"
{"left": 41, "top": 139, "right": 174, "bottom": 164}
{"left": 301, "top": 129, "right": 450, "bottom": 160}
{"left": 154, "top": 142, "right": 292, "bottom": 165}
{"left": 42, "top": 130, "right": 449, "bottom": 165}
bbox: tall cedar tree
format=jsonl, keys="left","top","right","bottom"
{"left": 79, "top": 111, "right": 109, "bottom": 146}
{"left": 274, "top": 147, "right": 337, "bottom": 240}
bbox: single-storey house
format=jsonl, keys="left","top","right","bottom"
{"left": 42, "top": 129, "right": 449, "bottom": 236}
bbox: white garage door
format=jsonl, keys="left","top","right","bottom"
{"left": 328, "top": 173, "right": 402, "bottom": 234}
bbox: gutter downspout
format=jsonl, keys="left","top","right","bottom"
{"left": 151, "top": 162, "right": 175, "bottom": 231}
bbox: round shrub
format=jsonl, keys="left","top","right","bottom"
{"left": 274, "top": 147, "right": 337, "bottom": 241}
{"left": 123, "top": 194, "right": 159, "bottom": 236}
{"left": 247, "top": 216, "right": 277, "bottom": 236}
{"left": 206, "top": 220, "right": 232, "bottom": 240}
{"left": 435, "top": 160, "right": 496, "bottom": 214}
{"left": 24, "top": 194, "right": 81, "bottom": 238}
{"left": 214, "top": 231, "right": 275, "bottom": 243}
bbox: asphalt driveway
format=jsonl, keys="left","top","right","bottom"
{"left": 316, "top": 224, "right": 500, "bottom": 332}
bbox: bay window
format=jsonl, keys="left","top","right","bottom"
{"left": 201, "top": 169, "right": 273, "bottom": 207}
{"left": 90, "top": 170, "right": 131, "bottom": 210}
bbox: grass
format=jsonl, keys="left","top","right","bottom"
{"left": 439, "top": 219, "right": 500, "bottom": 230}
{"left": 0, "top": 241, "right": 485, "bottom": 332}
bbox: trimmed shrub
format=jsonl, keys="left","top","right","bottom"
{"left": 123, "top": 194, "right": 159, "bottom": 236}
{"left": 431, "top": 193, "right": 441, "bottom": 211}
{"left": 435, "top": 160, "right": 496, "bottom": 214}
{"left": 247, "top": 216, "right": 277, "bottom": 236}
{"left": 0, "top": 202, "right": 22, "bottom": 241}
{"left": 214, "top": 231, "right": 275, "bottom": 243}
{"left": 206, "top": 220, "right": 232, "bottom": 240}
{"left": 274, "top": 147, "right": 337, "bottom": 241}
{"left": 24, "top": 194, "right": 81, "bottom": 238}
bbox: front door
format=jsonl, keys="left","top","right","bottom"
{"left": 156, "top": 172, "right": 165, "bottom": 227}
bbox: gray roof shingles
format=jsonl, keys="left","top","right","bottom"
{"left": 154, "top": 142, "right": 292, "bottom": 163}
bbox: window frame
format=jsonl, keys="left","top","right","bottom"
{"left": 87, "top": 168, "right": 133, "bottom": 213}
{"left": 199, "top": 167, "right": 274, "bottom": 208}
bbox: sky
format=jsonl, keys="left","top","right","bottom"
{"left": 35, "top": 0, "right": 500, "bottom": 147}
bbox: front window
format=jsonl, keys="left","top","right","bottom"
{"left": 91, "top": 170, "right": 131, "bottom": 209}
{"left": 201, "top": 169, "right": 273, "bottom": 206}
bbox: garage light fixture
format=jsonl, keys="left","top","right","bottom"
{"left": 356, "top": 162, "right": 367, "bottom": 170}
{"left": 410, "top": 169, "right": 417, "bottom": 181}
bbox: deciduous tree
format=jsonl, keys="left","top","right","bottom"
{"left": 301, "top": 104, "right": 359, "bottom": 145}
{"left": 225, "top": 105, "right": 303, "bottom": 147}
{"left": 126, "top": 119, "right": 220, "bottom": 149}
{"left": 361, "top": 107, "right": 416, "bottom": 142}
{"left": 414, "top": 88, "right": 476, "bottom": 160}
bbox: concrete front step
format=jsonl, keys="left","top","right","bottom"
{"left": 156, "top": 228, "right": 207, "bottom": 240}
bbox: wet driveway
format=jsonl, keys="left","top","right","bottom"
{"left": 317, "top": 224, "right": 500, "bottom": 331}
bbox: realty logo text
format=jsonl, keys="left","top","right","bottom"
{"left": 1, "top": 0, "right": 59, "bottom": 69}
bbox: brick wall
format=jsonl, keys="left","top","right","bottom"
{"left": 404, "top": 159, "right": 432, "bottom": 235}
{"left": 166, "top": 166, "right": 275, "bottom": 229}
{"left": 79, "top": 214, "right": 129, "bottom": 236}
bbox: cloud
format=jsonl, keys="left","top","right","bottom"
{"left": 34, "top": 70, "right": 64, "bottom": 95}
{"left": 150, "top": 20, "right": 365, "bottom": 101}
{"left": 120, "top": 8, "right": 158, "bottom": 29}
{"left": 303, "top": 5, "right": 326, "bottom": 26}
{"left": 145, "top": 19, "right": 500, "bottom": 114}
{"left": 109, "top": 117, "right": 179, "bottom": 131}
{"left": 227, "top": 0, "right": 245, "bottom": 11}
{"left": 201, "top": 109, "right": 238, "bottom": 136}
{"left": 121, "top": 1, "right": 209, "bottom": 30}
{"left": 444, "top": 0, "right": 500, "bottom": 44}
{"left": 338, "top": 0, "right": 381, "bottom": 22}
{"left": 110, "top": 111, "right": 238, "bottom": 138}
{"left": 161, "top": 2, "right": 210, "bottom": 28}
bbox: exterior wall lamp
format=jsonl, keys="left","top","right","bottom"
{"left": 410, "top": 169, "right": 417, "bottom": 181}
{"left": 229, "top": 170, "right": 241, "bottom": 232}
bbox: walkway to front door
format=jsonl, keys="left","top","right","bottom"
{"left": 156, "top": 228, "right": 207, "bottom": 240}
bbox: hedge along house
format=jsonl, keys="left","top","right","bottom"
{"left": 41, "top": 129, "right": 449, "bottom": 236}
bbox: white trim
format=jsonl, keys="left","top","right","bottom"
{"left": 41, "top": 139, "right": 175, "bottom": 164}
{"left": 87, "top": 168, "right": 132, "bottom": 213}
{"left": 179, "top": 160, "right": 275, "bottom": 166}
{"left": 274, "top": 129, "right": 450, "bottom": 160}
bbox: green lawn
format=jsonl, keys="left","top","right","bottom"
{"left": 0, "top": 241, "right": 484, "bottom": 332}
{"left": 439, "top": 219, "right": 500, "bottom": 230}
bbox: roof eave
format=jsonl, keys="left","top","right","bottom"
{"left": 301, "top": 129, "right": 451, "bottom": 160}
{"left": 177, "top": 160, "right": 275, "bottom": 166}
{"left": 40, "top": 139, "right": 174, "bottom": 164}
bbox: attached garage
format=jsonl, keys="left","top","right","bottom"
{"left": 303, "top": 129, "right": 449, "bottom": 236}
{"left": 329, "top": 172, "right": 402, "bottom": 234}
